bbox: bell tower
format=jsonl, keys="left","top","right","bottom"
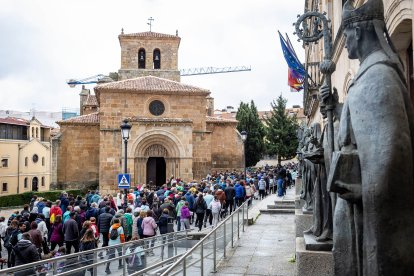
{"left": 118, "top": 29, "right": 181, "bottom": 82}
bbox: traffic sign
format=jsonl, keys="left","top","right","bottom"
{"left": 118, "top": 173, "right": 131, "bottom": 188}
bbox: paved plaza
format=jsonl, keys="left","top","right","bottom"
{"left": 213, "top": 189, "right": 296, "bottom": 276}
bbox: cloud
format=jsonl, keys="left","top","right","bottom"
{"left": 0, "top": 0, "right": 306, "bottom": 112}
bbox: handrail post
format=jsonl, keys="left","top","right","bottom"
{"left": 237, "top": 207, "right": 240, "bottom": 239}
{"left": 93, "top": 250, "right": 98, "bottom": 276}
{"left": 200, "top": 241, "right": 204, "bottom": 276}
{"left": 183, "top": 257, "right": 186, "bottom": 276}
{"left": 223, "top": 220, "right": 226, "bottom": 259}
{"left": 174, "top": 233, "right": 177, "bottom": 256}
{"left": 231, "top": 214, "right": 234, "bottom": 248}
{"left": 122, "top": 243, "right": 127, "bottom": 276}
{"left": 52, "top": 259, "right": 58, "bottom": 275}
{"left": 242, "top": 203, "right": 245, "bottom": 232}
{"left": 247, "top": 199, "right": 249, "bottom": 223}
{"left": 213, "top": 229, "right": 217, "bottom": 272}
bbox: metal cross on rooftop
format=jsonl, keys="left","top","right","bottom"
{"left": 147, "top": 17, "right": 154, "bottom": 32}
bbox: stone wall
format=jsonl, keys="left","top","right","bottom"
{"left": 118, "top": 69, "right": 180, "bottom": 82}
{"left": 192, "top": 131, "right": 212, "bottom": 180}
{"left": 119, "top": 35, "right": 180, "bottom": 72}
{"left": 208, "top": 123, "right": 244, "bottom": 172}
{"left": 50, "top": 135, "right": 60, "bottom": 189}
{"left": 99, "top": 130, "right": 123, "bottom": 194}
{"left": 98, "top": 91, "right": 208, "bottom": 131}
{"left": 57, "top": 125, "right": 100, "bottom": 190}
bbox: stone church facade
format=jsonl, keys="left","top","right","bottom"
{"left": 54, "top": 31, "right": 244, "bottom": 193}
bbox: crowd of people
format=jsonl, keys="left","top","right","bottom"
{"left": 0, "top": 163, "right": 297, "bottom": 274}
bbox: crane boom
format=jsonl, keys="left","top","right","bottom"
{"left": 67, "top": 66, "right": 252, "bottom": 87}
{"left": 66, "top": 74, "right": 106, "bottom": 87}
{"left": 180, "top": 65, "right": 251, "bottom": 76}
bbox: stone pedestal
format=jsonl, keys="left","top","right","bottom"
{"left": 295, "top": 177, "right": 302, "bottom": 196}
{"left": 295, "top": 237, "right": 334, "bottom": 276}
{"left": 295, "top": 195, "right": 305, "bottom": 209}
{"left": 295, "top": 208, "right": 313, "bottom": 238}
{"left": 303, "top": 233, "right": 333, "bottom": 251}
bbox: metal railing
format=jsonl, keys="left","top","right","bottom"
{"left": 1, "top": 229, "right": 193, "bottom": 276}
{"left": 159, "top": 198, "right": 250, "bottom": 276}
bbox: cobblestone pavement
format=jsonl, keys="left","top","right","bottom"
{"left": 213, "top": 189, "right": 296, "bottom": 276}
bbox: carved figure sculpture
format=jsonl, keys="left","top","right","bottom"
{"left": 303, "top": 123, "right": 333, "bottom": 241}
{"left": 323, "top": 0, "right": 414, "bottom": 274}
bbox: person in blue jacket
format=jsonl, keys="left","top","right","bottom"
{"left": 234, "top": 182, "right": 245, "bottom": 207}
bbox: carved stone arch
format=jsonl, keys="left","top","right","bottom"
{"left": 385, "top": 0, "right": 412, "bottom": 37}
{"left": 130, "top": 129, "right": 186, "bottom": 158}
{"left": 144, "top": 144, "right": 168, "bottom": 157}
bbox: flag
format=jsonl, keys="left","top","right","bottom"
{"left": 288, "top": 68, "right": 304, "bottom": 91}
{"left": 278, "top": 31, "right": 305, "bottom": 91}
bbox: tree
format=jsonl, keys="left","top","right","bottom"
{"left": 265, "top": 95, "right": 299, "bottom": 165}
{"left": 236, "top": 100, "right": 266, "bottom": 167}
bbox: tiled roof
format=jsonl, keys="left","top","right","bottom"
{"left": 213, "top": 113, "right": 237, "bottom": 120}
{"left": 84, "top": 94, "right": 98, "bottom": 106}
{"left": 206, "top": 116, "right": 238, "bottom": 124}
{"left": 120, "top": 31, "right": 179, "bottom": 39}
{"left": 95, "top": 76, "right": 210, "bottom": 95}
{"left": 0, "top": 117, "right": 29, "bottom": 126}
{"left": 129, "top": 117, "right": 192, "bottom": 124}
{"left": 57, "top": 112, "right": 99, "bottom": 125}
{"left": 258, "top": 111, "right": 272, "bottom": 120}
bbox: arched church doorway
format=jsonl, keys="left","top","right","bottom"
{"left": 133, "top": 131, "right": 189, "bottom": 186}
{"left": 146, "top": 157, "right": 166, "bottom": 187}
{"left": 32, "top": 177, "right": 38, "bottom": 191}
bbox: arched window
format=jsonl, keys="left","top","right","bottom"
{"left": 32, "top": 177, "right": 38, "bottom": 191}
{"left": 41, "top": 177, "right": 45, "bottom": 186}
{"left": 138, "top": 48, "right": 146, "bottom": 69}
{"left": 42, "top": 157, "right": 45, "bottom": 166}
{"left": 24, "top": 177, "right": 28, "bottom": 188}
{"left": 31, "top": 127, "right": 34, "bottom": 138}
{"left": 25, "top": 157, "right": 28, "bottom": 166}
{"left": 36, "top": 128, "right": 38, "bottom": 138}
{"left": 153, "top": 49, "right": 161, "bottom": 69}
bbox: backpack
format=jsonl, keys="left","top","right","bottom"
{"left": 109, "top": 228, "right": 119, "bottom": 240}
{"left": 211, "top": 201, "right": 222, "bottom": 214}
{"left": 3, "top": 229, "right": 15, "bottom": 250}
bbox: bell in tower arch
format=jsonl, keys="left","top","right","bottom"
{"left": 153, "top": 49, "right": 161, "bottom": 69}
{"left": 138, "top": 48, "right": 146, "bottom": 69}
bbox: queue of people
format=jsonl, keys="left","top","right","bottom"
{"left": 0, "top": 163, "right": 297, "bottom": 274}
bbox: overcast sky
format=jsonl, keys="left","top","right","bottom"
{"left": 0, "top": 0, "right": 305, "bottom": 113}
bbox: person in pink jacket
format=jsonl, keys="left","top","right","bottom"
{"left": 141, "top": 210, "right": 157, "bottom": 256}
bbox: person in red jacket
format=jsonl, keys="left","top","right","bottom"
{"left": 50, "top": 200, "right": 62, "bottom": 224}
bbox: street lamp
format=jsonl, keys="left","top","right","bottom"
{"left": 120, "top": 119, "right": 132, "bottom": 210}
{"left": 240, "top": 131, "right": 247, "bottom": 180}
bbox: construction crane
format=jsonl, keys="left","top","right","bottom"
{"left": 66, "top": 66, "right": 251, "bottom": 87}
{"left": 66, "top": 74, "right": 107, "bottom": 88}
{"left": 179, "top": 65, "right": 251, "bottom": 76}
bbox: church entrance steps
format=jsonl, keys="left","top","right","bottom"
{"left": 260, "top": 208, "right": 295, "bottom": 214}
{"left": 267, "top": 204, "right": 295, "bottom": 209}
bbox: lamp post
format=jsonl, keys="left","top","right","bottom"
{"left": 120, "top": 119, "right": 132, "bottom": 210}
{"left": 240, "top": 131, "right": 247, "bottom": 181}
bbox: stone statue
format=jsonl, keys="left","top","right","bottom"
{"left": 296, "top": 125, "right": 305, "bottom": 178}
{"left": 303, "top": 122, "right": 333, "bottom": 242}
{"left": 321, "top": 0, "right": 414, "bottom": 274}
{"left": 300, "top": 127, "right": 315, "bottom": 211}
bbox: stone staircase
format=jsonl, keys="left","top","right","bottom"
{"left": 260, "top": 200, "right": 295, "bottom": 214}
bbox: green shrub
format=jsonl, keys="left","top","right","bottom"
{"left": 0, "top": 189, "right": 83, "bottom": 208}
